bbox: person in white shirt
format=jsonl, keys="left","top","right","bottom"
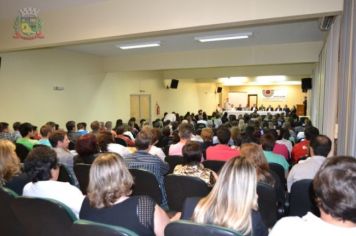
{"left": 97, "top": 131, "right": 131, "bottom": 158}
{"left": 164, "top": 112, "right": 177, "bottom": 122}
{"left": 287, "top": 135, "right": 332, "bottom": 192}
{"left": 144, "top": 126, "right": 166, "bottom": 161}
{"left": 223, "top": 98, "right": 233, "bottom": 110}
{"left": 23, "top": 146, "right": 84, "bottom": 218}
{"left": 270, "top": 156, "right": 356, "bottom": 236}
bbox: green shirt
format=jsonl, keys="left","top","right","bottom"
{"left": 16, "top": 137, "right": 39, "bottom": 150}
{"left": 263, "top": 151, "right": 289, "bottom": 172}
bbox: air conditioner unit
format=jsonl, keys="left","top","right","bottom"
{"left": 319, "top": 16, "right": 335, "bottom": 31}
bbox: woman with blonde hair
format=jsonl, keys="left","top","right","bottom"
{"left": 240, "top": 143, "right": 275, "bottom": 187}
{"left": 80, "top": 153, "right": 170, "bottom": 236}
{"left": 190, "top": 157, "right": 268, "bottom": 236}
{"left": 0, "top": 140, "right": 21, "bottom": 185}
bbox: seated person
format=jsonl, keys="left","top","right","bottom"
{"left": 125, "top": 129, "right": 169, "bottom": 208}
{"left": 80, "top": 153, "right": 170, "bottom": 236}
{"left": 240, "top": 143, "right": 275, "bottom": 187}
{"left": 38, "top": 125, "right": 52, "bottom": 147}
{"left": 173, "top": 141, "right": 217, "bottom": 187}
{"left": 97, "top": 131, "right": 131, "bottom": 158}
{"left": 287, "top": 135, "right": 332, "bottom": 192}
{"left": 183, "top": 157, "right": 268, "bottom": 236}
{"left": 270, "top": 156, "right": 356, "bottom": 236}
{"left": 0, "top": 140, "right": 21, "bottom": 185}
{"left": 169, "top": 123, "right": 193, "bottom": 156}
{"left": 200, "top": 128, "right": 214, "bottom": 159}
{"left": 260, "top": 134, "right": 289, "bottom": 173}
{"left": 0, "top": 140, "right": 31, "bottom": 194}
{"left": 23, "top": 146, "right": 84, "bottom": 218}
{"left": 74, "top": 134, "right": 100, "bottom": 164}
{"left": 16, "top": 122, "right": 39, "bottom": 150}
{"left": 146, "top": 127, "right": 166, "bottom": 161}
{"left": 291, "top": 126, "right": 319, "bottom": 163}
{"left": 206, "top": 126, "right": 240, "bottom": 161}
{"left": 115, "top": 124, "right": 135, "bottom": 147}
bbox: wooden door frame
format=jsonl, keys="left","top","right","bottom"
{"left": 247, "top": 94, "right": 258, "bottom": 108}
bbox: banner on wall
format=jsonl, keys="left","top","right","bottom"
{"left": 262, "top": 89, "right": 287, "bottom": 101}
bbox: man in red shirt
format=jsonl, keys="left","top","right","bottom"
{"left": 291, "top": 126, "right": 319, "bottom": 164}
{"left": 206, "top": 126, "right": 240, "bottom": 161}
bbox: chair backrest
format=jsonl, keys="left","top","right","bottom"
{"left": 0, "top": 187, "right": 24, "bottom": 236}
{"left": 288, "top": 179, "right": 319, "bottom": 217}
{"left": 73, "top": 163, "right": 91, "bottom": 194}
{"left": 165, "top": 220, "right": 243, "bottom": 236}
{"left": 70, "top": 220, "right": 138, "bottom": 236}
{"left": 15, "top": 143, "right": 29, "bottom": 162}
{"left": 4, "top": 172, "right": 31, "bottom": 195}
{"left": 129, "top": 168, "right": 162, "bottom": 205}
{"left": 202, "top": 160, "right": 225, "bottom": 173}
{"left": 165, "top": 175, "right": 211, "bottom": 211}
{"left": 269, "top": 163, "right": 286, "bottom": 189}
{"left": 58, "top": 164, "right": 76, "bottom": 185}
{"left": 115, "top": 137, "right": 128, "bottom": 147}
{"left": 256, "top": 182, "right": 278, "bottom": 228}
{"left": 165, "top": 155, "right": 184, "bottom": 174}
{"left": 11, "top": 197, "right": 77, "bottom": 236}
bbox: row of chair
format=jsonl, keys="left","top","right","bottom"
{"left": 0, "top": 187, "right": 243, "bottom": 236}
{"left": 0, "top": 187, "right": 139, "bottom": 236}
{"left": 74, "top": 164, "right": 278, "bottom": 227}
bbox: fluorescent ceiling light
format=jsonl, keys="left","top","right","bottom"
{"left": 218, "top": 77, "right": 248, "bottom": 85}
{"left": 256, "top": 75, "right": 287, "bottom": 83}
{"left": 117, "top": 41, "right": 160, "bottom": 50}
{"left": 195, "top": 32, "right": 252, "bottom": 42}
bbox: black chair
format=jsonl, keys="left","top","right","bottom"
{"left": 165, "top": 155, "right": 184, "bottom": 174}
{"left": 269, "top": 171, "right": 287, "bottom": 217}
{"left": 165, "top": 175, "right": 211, "bottom": 212}
{"left": 269, "top": 163, "right": 287, "bottom": 189}
{"left": 11, "top": 197, "right": 77, "bottom": 236}
{"left": 288, "top": 179, "right": 319, "bottom": 217}
{"left": 257, "top": 182, "right": 278, "bottom": 228}
{"left": 4, "top": 172, "right": 31, "bottom": 195}
{"left": 74, "top": 163, "right": 91, "bottom": 194}
{"left": 15, "top": 143, "right": 29, "bottom": 162}
{"left": 165, "top": 220, "right": 243, "bottom": 236}
{"left": 202, "top": 160, "right": 225, "bottom": 173}
{"left": 129, "top": 168, "right": 162, "bottom": 205}
{"left": 115, "top": 137, "right": 128, "bottom": 147}
{"left": 70, "top": 220, "right": 138, "bottom": 236}
{"left": 58, "top": 164, "right": 76, "bottom": 186}
{"left": 0, "top": 187, "right": 24, "bottom": 236}
{"left": 181, "top": 196, "right": 202, "bottom": 220}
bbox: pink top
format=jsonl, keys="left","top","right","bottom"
{"left": 206, "top": 144, "right": 240, "bottom": 161}
{"left": 168, "top": 142, "right": 185, "bottom": 156}
{"left": 273, "top": 143, "right": 289, "bottom": 160}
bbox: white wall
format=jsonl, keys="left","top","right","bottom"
{"left": 0, "top": 49, "right": 219, "bottom": 128}
{"left": 0, "top": 49, "right": 105, "bottom": 128}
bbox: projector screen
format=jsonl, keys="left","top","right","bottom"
{"left": 228, "top": 92, "right": 248, "bottom": 107}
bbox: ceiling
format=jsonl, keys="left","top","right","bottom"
{"left": 61, "top": 19, "right": 325, "bottom": 57}
{"left": 0, "top": 0, "right": 107, "bottom": 20}
{"left": 1, "top": 1, "right": 327, "bottom": 84}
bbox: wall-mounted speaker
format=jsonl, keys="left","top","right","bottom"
{"left": 217, "top": 87, "right": 222, "bottom": 93}
{"left": 170, "top": 79, "right": 179, "bottom": 89}
{"left": 301, "top": 78, "right": 312, "bottom": 92}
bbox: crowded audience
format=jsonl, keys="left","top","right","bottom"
{"left": 0, "top": 106, "right": 355, "bottom": 235}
